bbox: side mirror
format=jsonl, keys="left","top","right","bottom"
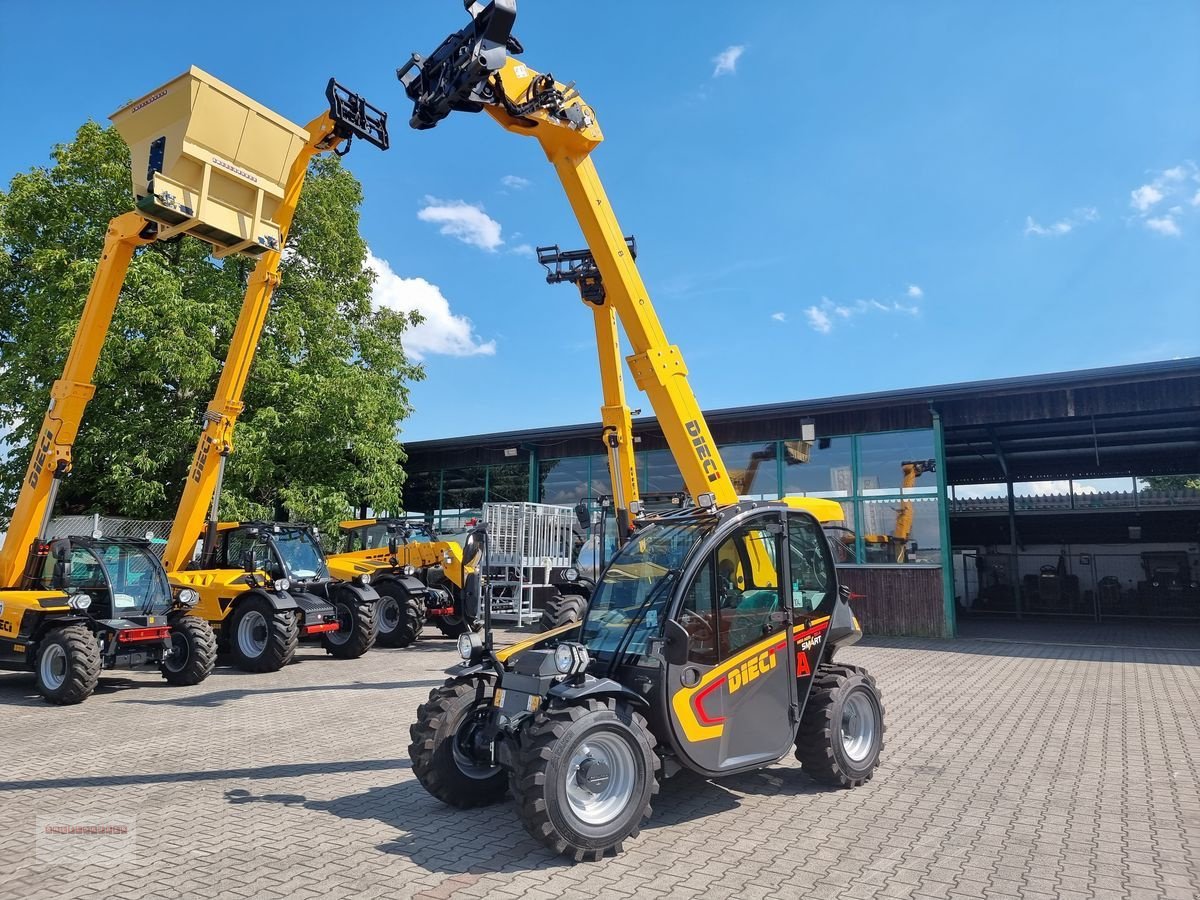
{"left": 574, "top": 501, "right": 591, "bottom": 530}
{"left": 388, "top": 536, "right": 399, "bottom": 555}
{"left": 662, "top": 619, "right": 691, "bottom": 667}
{"left": 241, "top": 548, "right": 257, "bottom": 574}
{"left": 462, "top": 573, "right": 482, "bottom": 621}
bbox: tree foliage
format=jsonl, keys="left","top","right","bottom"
{"left": 0, "top": 121, "right": 423, "bottom": 535}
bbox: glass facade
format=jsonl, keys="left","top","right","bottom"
{"left": 402, "top": 428, "right": 947, "bottom": 565}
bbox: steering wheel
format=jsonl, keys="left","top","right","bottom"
{"left": 677, "top": 607, "right": 715, "bottom": 640}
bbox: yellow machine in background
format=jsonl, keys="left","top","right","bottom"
{"left": 863, "top": 459, "right": 936, "bottom": 563}
{"left": 155, "top": 72, "right": 390, "bottom": 672}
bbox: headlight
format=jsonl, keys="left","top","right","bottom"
{"left": 403, "top": 565, "right": 416, "bottom": 576}
{"left": 68, "top": 593, "right": 92, "bottom": 611}
{"left": 457, "top": 632, "right": 474, "bottom": 659}
{"left": 355, "top": 573, "right": 372, "bottom": 586}
{"left": 177, "top": 588, "right": 200, "bottom": 608}
{"left": 563, "top": 568, "right": 578, "bottom": 583}
{"left": 553, "top": 642, "right": 590, "bottom": 676}
{"left": 276, "top": 578, "right": 291, "bottom": 592}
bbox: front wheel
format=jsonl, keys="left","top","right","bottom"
{"left": 434, "top": 614, "right": 476, "bottom": 639}
{"left": 511, "top": 697, "right": 659, "bottom": 861}
{"left": 795, "top": 664, "right": 885, "bottom": 787}
{"left": 375, "top": 585, "right": 424, "bottom": 648}
{"left": 409, "top": 678, "right": 507, "bottom": 808}
{"left": 35, "top": 624, "right": 101, "bottom": 705}
{"left": 323, "top": 594, "right": 377, "bottom": 659}
{"left": 228, "top": 596, "right": 299, "bottom": 673}
{"left": 161, "top": 616, "right": 217, "bottom": 685}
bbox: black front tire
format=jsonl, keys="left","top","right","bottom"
{"left": 161, "top": 616, "right": 217, "bottom": 685}
{"left": 434, "top": 614, "right": 476, "bottom": 639}
{"left": 409, "top": 678, "right": 507, "bottom": 808}
{"left": 322, "top": 594, "right": 378, "bottom": 659}
{"left": 511, "top": 697, "right": 659, "bottom": 861}
{"left": 375, "top": 585, "right": 424, "bottom": 648}
{"left": 228, "top": 596, "right": 299, "bottom": 673}
{"left": 35, "top": 624, "right": 101, "bottom": 705}
{"left": 537, "top": 590, "right": 588, "bottom": 632}
{"left": 795, "top": 664, "right": 885, "bottom": 787}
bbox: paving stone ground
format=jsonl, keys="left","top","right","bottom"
{"left": 1, "top": 623, "right": 1198, "bottom": 899}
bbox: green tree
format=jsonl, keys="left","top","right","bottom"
{"left": 1138, "top": 476, "right": 1200, "bottom": 492}
{"left": 0, "top": 122, "right": 423, "bottom": 537}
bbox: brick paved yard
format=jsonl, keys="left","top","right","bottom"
{"left": 1, "top": 627, "right": 1198, "bottom": 900}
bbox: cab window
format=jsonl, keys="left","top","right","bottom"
{"left": 680, "top": 557, "right": 718, "bottom": 666}
{"left": 788, "top": 515, "right": 836, "bottom": 613}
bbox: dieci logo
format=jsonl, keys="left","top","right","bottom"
{"left": 685, "top": 420, "right": 722, "bottom": 483}
{"left": 728, "top": 643, "right": 782, "bottom": 693}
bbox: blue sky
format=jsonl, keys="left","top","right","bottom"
{"left": 1, "top": 1, "right": 1197, "bottom": 442}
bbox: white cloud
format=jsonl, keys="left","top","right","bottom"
{"left": 1024, "top": 207, "right": 1098, "bottom": 237}
{"left": 712, "top": 45, "right": 745, "bottom": 77}
{"left": 906, "top": 284, "right": 924, "bottom": 299}
{"left": 501, "top": 175, "right": 530, "bottom": 191}
{"left": 1130, "top": 184, "right": 1164, "bottom": 212}
{"left": 771, "top": 312, "right": 787, "bottom": 322}
{"left": 417, "top": 197, "right": 503, "bottom": 252}
{"left": 804, "top": 293, "right": 920, "bottom": 334}
{"left": 1129, "top": 162, "right": 1200, "bottom": 235}
{"left": 804, "top": 306, "right": 833, "bottom": 335}
{"left": 365, "top": 249, "right": 496, "bottom": 360}
{"left": 509, "top": 243, "right": 536, "bottom": 258}
{"left": 1144, "top": 216, "right": 1181, "bottom": 237}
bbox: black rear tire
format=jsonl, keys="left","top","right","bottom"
{"left": 228, "top": 596, "right": 299, "bottom": 673}
{"left": 409, "top": 678, "right": 507, "bottom": 808}
{"left": 375, "top": 584, "right": 424, "bottom": 648}
{"left": 795, "top": 664, "right": 885, "bottom": 787}
{"left": 322, "top": 593, "right": 378, "bottom": 659}
{"left": 537, "top": 590, "right": 588, "bottom": 632}
{"left": 35, "top": 623, "right": 101, "bottom": 705}
{"left": 511, "top": 697, "right": 659, "bottom": 861}
{"left": 161, "top": 616, "right": 217, "bottom": 685}
{"left": 434, "top": 614, "right": 476, "bottom": 639}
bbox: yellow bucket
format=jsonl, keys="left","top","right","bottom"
{"left": 111, "top": 66, "right": 308, "bottom": 258}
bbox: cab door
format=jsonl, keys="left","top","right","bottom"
{"left": 666, "top": 513, "right": 798, "bottom": 774}
{"left": 787, "top": 512, "right": 839, "bottom": 708}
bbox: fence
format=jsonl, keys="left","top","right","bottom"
{"left": 481, "top": 502, "right": 575, "bottom": 625}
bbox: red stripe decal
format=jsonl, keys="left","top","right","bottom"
{"left": 693, "top": 677, "right": 727, "bottom": 726}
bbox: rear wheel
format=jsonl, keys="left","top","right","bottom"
{"left": 228, "top": 596, "right": 298, "bottom": 673}
{"left": 511, "top": 697, "right": 659, "bottom": 861}
{"left": 161, "top": 616, "right": 217, "bottom": 685}
{"left": 537, "top": 590, "right": 588, "bottom": 632}
{"left": 434, "top": 614, "right": 476, "bottom": 639}
{"left": 375, "top": 585, "right": 424, "bottom": 648}
{"left": 409, "top": 678, "right": 507, "bottom": 808}
{"left": 35, "top": 624, "right": 101, "bottom": 705}
{"left": 795, "top": 664, "right": 884, "bottom": 787}
{"left": 323, "top": 594, "right": 377, "bottom": 659}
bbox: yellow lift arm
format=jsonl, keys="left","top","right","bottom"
{"left": 535, "top": 239, "right": 641, "bottom": 538}
{"left": 399, "top": 4, "right": 841, "bottom": 525}
{"left": 160, "top": 83, "right": 388, "bottom": 573}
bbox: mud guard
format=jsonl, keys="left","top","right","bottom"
{"left": 826, "top": 593, "right": 863, "bottom": 649}
{"left": 332, "top": 581, "right": 381, "bottom": 607}
{"left": 376, "top": 574, "right": 429, "bottom": 597}
{"left": 246, "top": 588, "right": 300, "bottom": 613}
{"left": 548, "top": 675, "right": 649, "bottom": 709}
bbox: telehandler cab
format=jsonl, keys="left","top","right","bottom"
{"left": 327, "top": 516, "right": 475, "bottom": 648}
{"left": 157, "top": 74, "right": 389, "bottom": 672}
{"left": 400, "top": 1, "right": 884, "bottom": 860}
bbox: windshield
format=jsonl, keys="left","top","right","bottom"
{"left": 98, "top": 543, "right": 173, "bottom": 614}
{"left": 579, "top": 520, "right": 713, "bottom": 660}
{"left": 272, "top": 529, "right": 329, "bottom": 580}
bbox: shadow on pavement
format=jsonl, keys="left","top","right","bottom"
{"left": 115, "top": 678, "right": 444, "bottom": 708}
{"left": 0, "top": 758, "right": 410, "bottom": 792}
{"left": 860, "top": 631, "right": 1200, "bottom": 665}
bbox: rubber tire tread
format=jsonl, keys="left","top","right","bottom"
{"left": 36, "top": 623, "right": 101, "bottom": 705}
{"left": 409, "top": 677, "right": 507, "bottom": 808}
{"left": 536, "top": 591, "right": 588, "bottom": 633}
{"left": 161, "top": 616, "right": 217, "bottom": 685}
{"left": 229, "top": 597, "right": 299, "bottom": 673}
{"left": 795, "top": 663, "right": 885, "bottom": 787}
{"left": 323, "top": 595, "right": 378, "bottom": 659}
{"left": 510, "top": 697, "right": 660, "bottom": 862}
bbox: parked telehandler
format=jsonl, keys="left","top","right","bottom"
{"left": 399, "top": 0, "right": 884, "bottom": 860}
{"left": 156, "top": 73, "right": 389, "bottom": 672}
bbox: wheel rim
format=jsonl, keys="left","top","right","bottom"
{"left": 841, "top": 690, "right": 878, "bottom": 763}
{"left": 326, "top": 603, "right": 352, "bottom": 646}
{"left": 237, "top": 610, "right": 269, "bottom": 658}
{"left": 165, "top": 631, "right": 190, "bottom": 672}
{"left": 39, "top": 643, "right": 68, "bottom": 690}
{"left": 451, "top": 711, "right": 500, "bottom": 780}
{"left": 563, "top": 731, "right": 637, "bottom": 827}
{"left": 378, "top": 597, "right": 400, "bottom": 634}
